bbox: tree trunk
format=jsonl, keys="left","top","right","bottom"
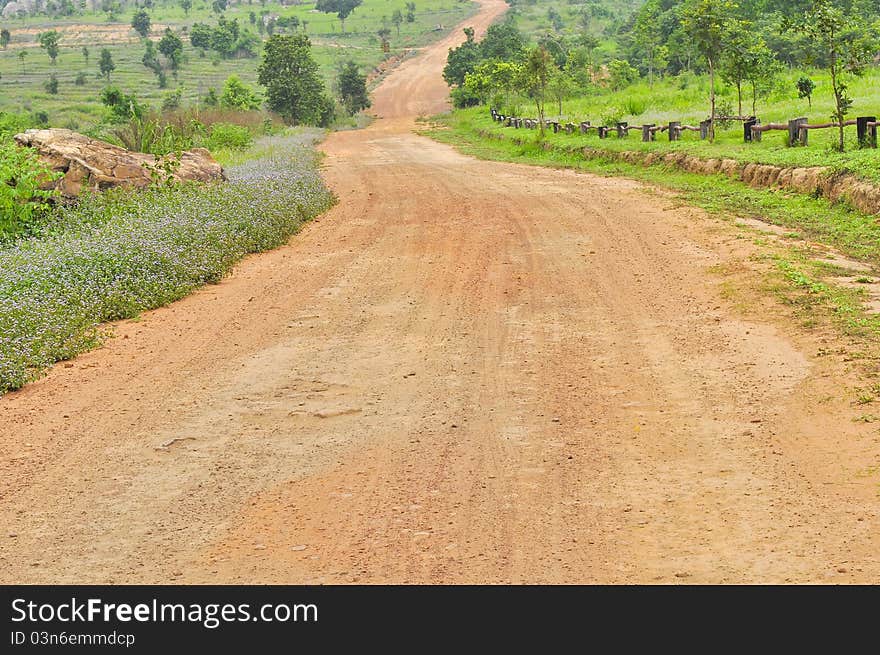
{"left": 708, "top": 56, "right": 716, "bottom": 142}
{"left": 537, "top": 98, "right": 544, "bottom": 137}
{"left": 737, "top": 81, "right": 742, "bottom": 118}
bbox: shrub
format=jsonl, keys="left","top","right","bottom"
{"left": 205, "top": 123, "right": 253, "bottom": 152}
{"left": 0, "top": 139, "right": 58, "bottom": 238}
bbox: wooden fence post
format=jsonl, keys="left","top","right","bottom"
{"left": 788, "top": 117, "right": 807, "bottom": 146}
{"left": 598, "top": 126, "right": 608, "bottom": 139}
{"left": 857, "top": 116, "right": 877, "bottom": 148}
{"left": 579, "top": 121, "right": 591, "bottom": 134}
{"left": 616, "top": 121, "right": 628, "bottom": 138}
{"left": 668, "top": 121, "right": 680, "bottom": 141}
{"left": 743, "top": 118, "right": 757, "bottom": 142}
{"left": 699, "top": 120, "right": 710, "bottom": 140}
{"left": 642, "top": 124, "right": 655, "bottom": 142}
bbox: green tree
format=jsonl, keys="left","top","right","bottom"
{"left": 681, "top": 0, "right": 737, "bottom": 141}
{"left": 101, "top": 86, "right": 144, "bottom": 122}
{"left": 18, "top": 50, "right": 26, "bottom": 74}
{"left": 479, "top": 20, "right": 526, "bottom": 61}
{"left": 190, "top": 23, "right": 213, "bottom": 50}
{"left": 547, "top": 70, "right": 575, "bottom": 115}
{"left": 337, "top": 60, "right": 370, "bottom": 115}
{"left": 99, "top": 48, "right": 115, "bottom": 81}
{"left": 392, "top": 9, "right": 403, "bottom": 36}
{"left": 745, "top": 40, "right": 781, "bottom": 116}
{"left": 607, "top": 58, "right": 639, "bottom": 90}
{"left": 487, "top": 60, "right": 522, "bottom": 112}
{"left": 720, "top": 20, "right": 755, "bottom": 116}
{"left": 131, "top": 9, "right": 151, "bottom": 38}
{"left": 796, "top": 75, "right": 815, "bottom": 107}
{"left": 257, "top": 34, "right": 329, "bottom": 125}
{"left": 158, "top": 27, "right": 184, "bottom": 73}
{"left": 443, "top": 27, "right": 480, "bottom": 87}
{"left": 81, "top": 45, "right": 89, "bottom": 65}
{"left": 44, "top": 74, "right": 59, "bottom": 94}
{"left": 405, "top": 1, "right": 415, "bottom": 22}
{"left": 633, "top": 0, "right": 666, "bottom": 86}
{"left": 180, "top": 0, "right": 192, "bottom": 15}
{"left": 0, "top": 29, "right": 10, "bottom": 50}
{"left": 220, "top": 74, "right": 261, "bottom": 109}
{"left": 315, "top": 0, "right": 362, "bottom": 33}
{"left": 517, "top": 45, "right": 553, "bottom": 136}
{"left": 38, "top": 30, "right": 61, "bottom": 64}
{"left": 793, "top": 0, "right": 876, "bottom": 151}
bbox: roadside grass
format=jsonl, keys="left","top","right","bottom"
{"left": 424, "top": 116, "right": 880, "bottom": 351}
{"left": 0, "top": 0, "right": 478, "bottom": 129}
{"left": 0, "top": 129, "right": 334, "bottom": 394}
{"left": 457, "top": 65, "right": 880, "bottom": 184}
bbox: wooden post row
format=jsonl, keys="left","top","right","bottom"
{"left": 857, "top": 116, "right": 877, "bottom": 148}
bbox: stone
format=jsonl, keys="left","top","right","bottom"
{"left": 14, "top": 128, "right": 226, "bottom": 199}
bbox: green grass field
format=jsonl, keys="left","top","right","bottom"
{"left": 449, "top": 65, "right": 880, "bottom": 184}
{"left": 0, "top": 0, "right": 478, "bottom": 129}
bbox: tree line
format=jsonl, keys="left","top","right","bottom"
{"left": 444, "top": 0, "right": 880, "bottom": 150}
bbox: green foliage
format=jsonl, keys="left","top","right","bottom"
{"left": 205, "top": 122, "right": 253, "bottom": 151}
{"left": 792, "top": 0, "right": 878, "bottom": 151}
{"left": 607, "top": 58, "right": 638, "bottom": 90}
{"left": 98, "top": 48, "right": 115, "bottom": 81}
{"left": 444, "top": 27, "right": 480, "bottom": 87}
{"left": 257, "top": 34, "right": 330, "bottom": 126}
{"left": 101, "top": 86, "right": 145, "bottom": 123}
{"left": 220, "top": 74, "right": 262, "bottom": 110}
{"left": 336, "top": 60, "right": 370, "bottom": 115}
{"left": 131, "top": 9, "right": 151, "bottom": 39}
{"left": 44, "top": 73, "right": 59, "bottom": 94}
{"left": 315, "top": 0, "right": 363, "bottom": 32}
{"left": 158, "top": 28, "right": 184, "bottom": 72}
{"left": 38, "top": 30, "right": 61, "bottom": 64}
{"left": 796, "top": 75, "right": 815, "bottom": 106}
{"left": 0, "top": 29, "right": 10, "bottom": 50}
{"left": 519, "top": 45, "right": 553, "bottom": 132}
{"left": 0, "top": 139, "right": 58, "bottom": 238}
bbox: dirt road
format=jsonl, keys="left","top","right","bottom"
{"left": 2, "top": 0, "right": 878, "bottom": 584}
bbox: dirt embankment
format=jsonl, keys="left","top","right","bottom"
{"left": 485, "top": 130, "right": 880, "bottom": 215}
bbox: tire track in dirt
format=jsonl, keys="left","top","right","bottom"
{"left": 0, "top": 0, "right": 878, "bottom": 583}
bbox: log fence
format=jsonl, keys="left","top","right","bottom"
{"left": 488, "top": 108, "right": 879, "bottom": 148}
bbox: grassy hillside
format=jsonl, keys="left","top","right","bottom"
{"left": 0, "top": 0, "right": 478, "bottom": 129}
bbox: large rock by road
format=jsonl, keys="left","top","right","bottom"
{"left": 14, "top": 128, "right": 225, "bottom": 198}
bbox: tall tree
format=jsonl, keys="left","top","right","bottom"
{"left": 517, "top": 45, "right": 553, "bottom": 137}
{"left": 633, "top": 0, "right": 666, "bottom": 86}
{"left": 158, "top": 27, "right": 184, "bottom": 74}
{"left": 793, "top": 0, "right": 877, "bottom": 151}
{"left": 0, "top": 29, "right": 10, "bottom": 50}
{"left": 392, "top": 9, "right": 403, "bottom": 36}
{"left": 681, "top": 0, "right": 737, "bottom": 141}
{"left": 99, "top": 48, "right": 115, "bottom": 81}
{"left": 337, "top": 60, "right": 370, "bottom": 115}
{"left": 443, "top": 27, "right": 480, "bottom": 87}
{"left": 131, "top": 9, "right": 151, "bottom": 38}
{"left": 315, "top": 0, "right": 362, "bottom": 34}
{"left": 38, "top": 30, "right": 61, "bottom": 64}
{"left": 257, "top": 34, "right": 329, "bottom": 125}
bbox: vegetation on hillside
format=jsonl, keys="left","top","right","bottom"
{"left": 0, "top": 131, "right": 334, "bottom": 394}
{"left": 443, "top": 0, "right": 880, "bottom": 153}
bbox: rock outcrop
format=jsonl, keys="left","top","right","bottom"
{"left": 14, "top": 128, "right": 226, "bottom": 198}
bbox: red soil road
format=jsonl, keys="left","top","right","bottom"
{"left": 1, "top": 0, "right": 879, "bottom": 583}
